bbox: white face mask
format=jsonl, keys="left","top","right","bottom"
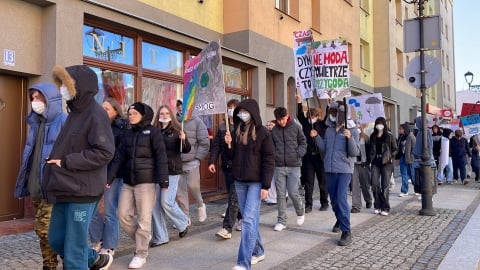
{"left": 31, "top": 101, "right": 46, "bottom": 114}
{"left": 227, "top": 108, "right": 234, "bottom": 117}
{"left": 60, "top": 85, "right": 72, "bottom": 101}
{"left": 329, "top": 115, "right": 337, "bottom": 122}
{"left": 237, "top": 112, "right": 251, "bottom": 122}
{"left": 159, "top": 118, "right": 171, "bottom": 124}
{"left": 376, "top": 124, "right": 384, "bottom": 131}
{"left": 309, "top": 118, "right": 318, "bottom": 124}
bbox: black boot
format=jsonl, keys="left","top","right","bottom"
{"left": 332, "top": 221, "right": 340, "bottom": 233}
{"left": 338, "top": 231, "right": 352, "bottom": 246}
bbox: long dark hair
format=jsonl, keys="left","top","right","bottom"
{"left": 372, "top": 117, "right": 388, "bottom": 138}
{"left": 104, "top": 97, "right": 126, "bottom": 120}
{"left": 154, "top": 105, "right": 182, "bottom": 133}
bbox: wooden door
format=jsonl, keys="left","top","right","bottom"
{"left": 0, "top": 74, "right": 27, "bottom": 221}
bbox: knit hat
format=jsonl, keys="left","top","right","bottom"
{"left": 129, "top": 102, "right": 145, "bottom": 116}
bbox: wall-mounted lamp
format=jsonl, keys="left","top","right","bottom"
{"left": 198, "top": 0, "right": 204, "bottom": 3}
{"left": 279, "top": 14, "right": 284, "bottom": 20}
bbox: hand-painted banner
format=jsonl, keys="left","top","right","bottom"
{"left": 461, "top": 114, "right": 480, "bottom": 138}
{"left": 293, "top": 30, "right": 314, "bottom": 99}
{"left": 345, "top": 93, "right": 384, "bottom": 124}
{"left": 312, "top": 39, "right": 350, "bottom": 99}
{"left": 182, "top": 41, "right": 226, "bottom": 121}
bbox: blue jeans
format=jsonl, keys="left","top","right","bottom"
{"left": 235, "top": 181, "right": 264, "bottom": 270}
{"left": 399, "top": 157, "right": 415, "bottom": 194}
{"left": 89, "top": 178, "right": 123, "bottom": 249}
{"left": 151, "top": 175, "right": 189, "bottom": 244}
{"left": 325, "top": 173, "right": 352, "bottom": 232}
{"left": 438, "top": 157, "right": 453, "bottom": 183}
{"left": 49, "top": 201, "right": 99, "bottom": 269}
{"left": 274, "top": 167, "right": 304, "bottom": 225}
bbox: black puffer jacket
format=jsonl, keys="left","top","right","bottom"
{"left": 108, "top": 103, "right": 169, "bottom": 188}
{"left": 42, "top": 65, "right": 115, "bottom": 204}
{"left": 161, "top": 124, "right": 191, "bottom": 175}
{"left": 110, "top": 117, "right": 128, "bottom": 179}
{"left": 226, "top": 99, "right": 275, "bottom": 190}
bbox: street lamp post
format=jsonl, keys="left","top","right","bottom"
{"left": 465, "top": 71, "right": 474, "bottom": 90}
{"left": 404, "top": 0, "right": 435, "bottom": 216}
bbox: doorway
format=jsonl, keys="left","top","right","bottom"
{"left": 0, "top": 74, "right": 27, "bottom": 221}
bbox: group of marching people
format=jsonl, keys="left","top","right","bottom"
{"left": 16, "top": 62, "right": 476, "bottom": 270}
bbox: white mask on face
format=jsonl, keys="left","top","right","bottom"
{"left": 60, "top": 85, "right": 72, "bottom": 101}
{"left": 227, "top": 108, "right": 234, "bottom": 117}
{"left": 31, "top": 101, "right": 46, "bottom": 114}
{"left": 237, "top": 112, "right": 251, "bottom": 122}
{"left": 376, "top": 124, "right": 384, "bottom": 131}
{"left": 159, "top": 118, "right": 171, "bottom": 124}
{"left": 329, "top": 115, "right": 337, "bottom": 122}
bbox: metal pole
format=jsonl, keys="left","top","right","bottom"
{"left": 418, "top": 0, "right": 435, "bottom": 216}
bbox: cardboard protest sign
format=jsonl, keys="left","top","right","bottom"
{"left": 460, "top": 114, "right": 480, "bottom": 138}
{"left": 345, "top": 93, "right": 385, "bottom": 124}
{"left": 293, "top": 30, "right": 314, "bottom": 99}
{"left": 461, "top": 103, "right": 480, "bottom": 116}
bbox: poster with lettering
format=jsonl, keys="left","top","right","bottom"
{"left": 346, "top": 93, "right": 385, "bottom": 124}
{"left": 460, "top": 114, "right": 480, "bottom": 138}
{"left": 293, "top": 30, "right": 314, "bottom": 98}
{"left": 460, "top": 103, "right": 480, "bottom": 116}
{"left": 312, "top": 39, "right": 351, "bottom": 99}
{"left": 182, "top": 41, "right": 226, "bottom": 121}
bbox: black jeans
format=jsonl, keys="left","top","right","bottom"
{"left": 371, "top": 163, "right": 393, "bottom": 211}
{"left": 301, "top": 153, "right": 329, "bottom": 208}
{"left": 222, "top": 170, "right": 242, "bottom": 233}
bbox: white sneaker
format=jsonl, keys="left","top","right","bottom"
{"left": 128, "top": 256, "right": 146, "bottom": 269}
{"left": 251, "top": 254, "right": 265, "bottom": 265}
{"left": 408, "top": 179, "right": 412, "bottom": 184}
{"left": 215, "top": 228, "right": 232, "bottom": 239}
{"left": 380, "top": 211, "right": 389, "bottom": 216}
{"left": 273, "top": 223, "right": 286, "bottom": 231}
{"left": 296, "top": 215, "right": 305, "bottom": 226}
{"left": 236, "top": 220, "right": 242, "bottom": 231}
{"left": 221, "top": 212, "right": 226, "bottom": 218}
{"left": 399, "top": 193, "right": 408, "bottom": 197}
{"left": 374, "top": 209, "right": 380, "bottom": 214}
{"left": 198, "top": 203, "right": 207, "bottom": 222}
{"left": 99, "top": 248, "right": 115, "bottom": 257}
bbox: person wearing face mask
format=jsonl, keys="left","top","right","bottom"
{"left": 295, "top": 94, "right": 329, "bottom": 213}
{"left": 43, "top": 65, "right": 115, "bottom": 269}
{"left": 369, "top": 117, "right": 398, "bottom": 216}
{"left": 150, "top": 105, "right": 191, "bottom": 247}
{"left": 14, "top": 83, "right": 67, "bottom": 270}
{"left": 312, "top": 101, "right": 359, "bottom": 246}
{"left": 107, "top": 102, "right": 168, "bottom": 268}
{"left": 225, "top": 99, "right": 275, "bottom": 270}
{"left": 449, "top": 129, "right": 471, "bottom": 185}
{"left": 209, "top": 99, "right": 244, "bottom": 240}
{"left": 396, "top": 122, "right": 416, "bottom": 197}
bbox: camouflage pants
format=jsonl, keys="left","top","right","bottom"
{"left": 33, "top": 199, "right": 58, "bottom": 269}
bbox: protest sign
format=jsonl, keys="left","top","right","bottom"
{"left": 460, "top": 114, "right": 480, "bottom": 138}
{"left": 461, "top": 103, "right": 480, "bottom": 116}
{"left": 345, "top": 93, "right": 384, "bottom": 124}
{"left": 293, "top": 30, "right": 314, "bottom": 98}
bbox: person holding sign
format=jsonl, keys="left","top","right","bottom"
{"left": 312, "top": 101, "right": 359, "bottom": 246}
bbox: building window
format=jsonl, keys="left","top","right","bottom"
{"left": 441, "top": 50, "right": 445, "bottom": 67}
{"left": 83, "top": 25, "right": 134, "bottom": 65}
{"left": 447, "top": 84, "right": 451, "bottom": 101}
{"left": 445, "top": 24, "right": 448, "bottom": 40}
{"left": 90, "top": 68, "right": 135, "bottom": 112}
{"left": 440, "top": 17, "right": 444, "bottom": 34}
{"left": 404, "top": 6, "right": 408, "bottom": 20}
{"left": 395, "top": 0, "right": 402, "bottom": 24}
{"left": 396, "top": 49, "right": 404, "bottom": 77}
{"left": 360, "top": 0, "right": 369, "bottom": 13}
{"left": 266, "top": 71, "right": 275, "bottom": 106}
{"left": 348, "top": 42, "right": 353, "bottom": 71}
{"left": 446, "top": 55, "right": 450, "bottom": 71}
{"left": 275, "top": 0, "right": 289, "bottom": 14}
{"left": 360, "top": 39, "right": 370, "bottom": 71}
{"left": 414, "top": 2, "right": 419, "bottom": 16}
{"left": 312, "top": 0, "right": 320, "bottom": 32}
{"left": 142, "top": 42, "right": 183, "bottom": 76}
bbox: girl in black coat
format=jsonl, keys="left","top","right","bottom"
{"left": 151, "top": 105, "right": 191, "bottom": 246}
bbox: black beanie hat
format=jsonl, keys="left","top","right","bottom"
{"left": 129, "top": 102, "right": 145, "bottom": 116}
